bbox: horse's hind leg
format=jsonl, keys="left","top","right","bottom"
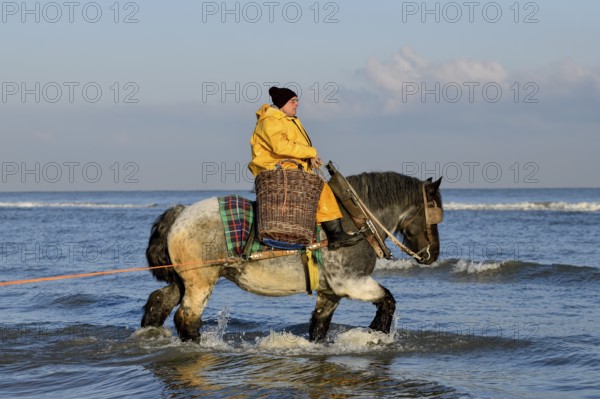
{"left": 174, "top": 267, "right": 221, "bottom": 341}
{"left": 309, "top": 292, "right": 341, "bottom": 341}
{"left": 141, "top": 283, "right": 182, "bottom": 328}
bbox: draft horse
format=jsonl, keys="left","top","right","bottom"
{"left": 141, "top": 172, "right": 443, "bottom": 341}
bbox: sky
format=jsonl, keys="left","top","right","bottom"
{"left": 1, "top": 0, "right": 599, "bottom": 191}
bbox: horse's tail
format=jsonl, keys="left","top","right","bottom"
{"left": 146, "top": 204, "right": 186, "bottom": 283}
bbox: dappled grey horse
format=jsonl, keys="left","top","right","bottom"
{"left": 141, "top": 172, "right": 443, "bottom": 341}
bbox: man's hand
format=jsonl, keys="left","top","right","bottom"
{"left": 310, "top": 157, "right": 323, "bottom": 169}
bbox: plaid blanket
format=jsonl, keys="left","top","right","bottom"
{"left": 218, "top": 195, "right": 266, "bottom": 257}
{"left": 218, "top": 194, "right": 323, "bottom": 292}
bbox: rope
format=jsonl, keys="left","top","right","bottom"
{"left": 0, "top": 241, "right": 329, "bottom": 287}
{"left": 359, "top": 199, "right": 424, "bottom": 261}
{"left": 0, "top": 258, "right": 237, "bottom": 287}
{"left": 313, "top": 164, "right": 329, "bottom": 181}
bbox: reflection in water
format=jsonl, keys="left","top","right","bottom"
{"left": 136, "top": 324, "right": 512, "bottom": 397}
{"left": 150, "top": 349, "right": 460, "bottom": 398}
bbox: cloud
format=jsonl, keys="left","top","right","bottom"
{"left": 433, "top": 58, "right": 509, "bottom": 83}
{"left": 530, "top": 58, "right": 600, "bottom": 98}
{"left": 365, "top": 46, "right": 429, "bottom": 91}
{"left": 330, "top": 47, "right": 600, "bottom": 125}
{"left": 365, "top": 46, "right": 509, "bottom": 92}
{"left": 3, "top": 48, "right": 598, "bottom": 190}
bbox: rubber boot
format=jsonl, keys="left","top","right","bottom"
{"left": 322, "top": 219, "right": 363, "bottom": 250}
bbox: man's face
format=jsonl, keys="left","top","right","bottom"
{"left": 281, "top": 97, "right": 299, "bottom": 116}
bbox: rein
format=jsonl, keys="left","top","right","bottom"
{"left": 397, "top": 183, "right": 443, "bottom": 261}
{"left": 330, "top": 172, "right": 429, "bottom": 262}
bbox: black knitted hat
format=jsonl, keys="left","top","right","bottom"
{"left": 268, "top": 86, "right": 297, "bottom": 108}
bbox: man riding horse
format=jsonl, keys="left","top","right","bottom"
{"left": 140, "top": 86, "right": 443, "bottom": 342}
{"left": 248, "top": 86, "right": 362, "bottom": 250}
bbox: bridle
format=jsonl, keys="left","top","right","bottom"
{"left": 323, "top": 161, "right": 442, "bottom": 263}
{"left": 399, "top": 183, "right": 443, "bottom": 262}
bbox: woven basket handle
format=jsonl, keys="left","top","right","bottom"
{"left": 275, "top": 159, "right": 303, "bottom": 171}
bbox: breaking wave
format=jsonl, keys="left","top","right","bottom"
{"left": 375, "top": 258, "right": 600, "bottom": 284}
{"left": 445, "top": 201, "right": 600, "bottom": 212}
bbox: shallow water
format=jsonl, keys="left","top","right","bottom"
{"left": 1, "top": 189, "right": 599, "bottom": 398}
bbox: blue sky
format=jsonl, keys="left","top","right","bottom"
{"left": 1, "top": 0, "right": 599, "bottom": 190}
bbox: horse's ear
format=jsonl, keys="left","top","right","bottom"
{"left": 432, "top": 177, "right": 442, "bottom": 192}
{"left": 426, "top": 177, "right": 442, "bottom": 195}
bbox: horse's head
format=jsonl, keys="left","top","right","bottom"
{"left": 343, "top": 171, "right": 443, "bottom": 264}
{"left": 397, "top": 177, "right": 443, "bottom": 265}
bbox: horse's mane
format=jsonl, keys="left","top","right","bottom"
{"left": 346, "top": 171, "right": 424, "bottom": 210}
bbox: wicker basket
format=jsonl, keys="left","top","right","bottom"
{"left": 255, "top": 160, "right": 324, "bottom": 246}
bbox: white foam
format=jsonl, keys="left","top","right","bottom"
{"left": 132, "top": 326, "right": 174, "bottom": 340}
{"left": 452, "top": 259, "right": 506, "bottom": 274}
{"left": 197, "top": 331, "right": 234, "bottom": 351}
{"left": 375, "top": 258, "right": 441, "bottom": 271}
{"left": 332, "top": 328, "right": 395, "bottom": 348}
{"left": 130, "top": 326, "right": 188, "bottom": 351}
{"left": 256, "top": 331, "right": 313, "bottom": 351}
{"left": 375, "top": 258, "right": 417, "bottom": 271}
{"left": 132, "top": 308, "right": 398, "bottom": 355}
{"left": 196, "top": 308, "right": 235, "bottom": 350}
{"left": 445, "top": 201, "right": 600, "bottom": 212}
{"left": 252, "top": 328, "right": 395, "bottom": 355}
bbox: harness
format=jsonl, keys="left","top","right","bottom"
{"left": 398, "top": 184, "right": 444, "bottom": 262}
{"left": 326, "top": 162, "right": 443, "bottom": 263}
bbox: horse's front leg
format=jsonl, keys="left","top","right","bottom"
{"left": 369, "top": 285, "right": 396, "bottom": 334}
{"left": 309, "top": 292, "right": 341, "bottom": 341}
{"left": 328, "top": 276, "right": 396, "bottom": 335}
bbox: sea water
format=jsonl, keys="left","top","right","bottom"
{"left": 0, "top": 188, "right": 599, "bottom": 398}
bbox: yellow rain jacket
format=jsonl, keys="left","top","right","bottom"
{"left": 249, "top": 104, "right": 342, "bottom": 222}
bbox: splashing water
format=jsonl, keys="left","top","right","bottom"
{"left": 452, "top": 259, "right": 506, "bottom": 274}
